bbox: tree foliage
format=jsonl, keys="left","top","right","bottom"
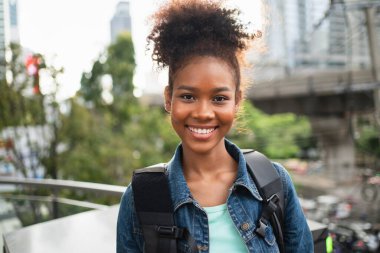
{"left": 355, "top": 116, "right": 380, "bottom": 167}
{"left": 80, "top": 32, "right": 136, "bottom": 106}
{"left": 79, "top": 59, "right": 105, "bottom": 107}
{"left": 106, "top": 32, "right": 135, "bottom": 98}
{"left": 58, "top": 100, "right": 178, "bottom": 184}
{"left": 228, "top": 102, "right": 313, "bottom": 159}
{"left": 59, "top": 32, "right": 179, "bottom": 184}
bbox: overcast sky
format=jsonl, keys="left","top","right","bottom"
{"left": 18, "top": 0, "right": 262, "bottom": 100}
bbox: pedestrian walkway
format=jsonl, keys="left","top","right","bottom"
{"left": 292, "top": 173, "right": 336, "bottom": 191}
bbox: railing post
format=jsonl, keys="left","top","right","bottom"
{"left": 52, "top": 188, "right": 59, "bottom": 219}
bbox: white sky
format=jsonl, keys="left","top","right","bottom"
{"left": 18, "top": 0, "right": 262, "bottom": 100}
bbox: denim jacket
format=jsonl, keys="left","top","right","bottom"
{"left": 117, "top": 140, "right": 313, "bottom": 253}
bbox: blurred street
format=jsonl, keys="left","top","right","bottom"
{"left": 294, "top": 172, "right": 380, "bottom": 224}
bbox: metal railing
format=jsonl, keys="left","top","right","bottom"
{"left": 0, "top": 177, "right": 329, "bottom": 253}
{"left": 0, "top": 177, "right": 127, "bottom": 253}
{"left": 0, "top": 177, "right": 126, "bottom": 196}
{"left": 0, "top": 177, "right": 126, "bottom": 220}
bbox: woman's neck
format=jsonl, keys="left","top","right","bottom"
{"left": 181, "top": 140, "right": 237, "bottom": 181}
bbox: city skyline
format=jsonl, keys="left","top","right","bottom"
{"left": 14, "top": 0, "right": 378, "bottom": 101}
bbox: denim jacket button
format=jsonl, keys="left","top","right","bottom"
{"left": 241, "top": 222, "right": 250, "bottom": 231}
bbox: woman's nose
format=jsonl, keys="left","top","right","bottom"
{"left": 192, "top": 100, "right": 214, "bottom": 120}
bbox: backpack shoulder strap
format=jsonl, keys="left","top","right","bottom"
{"left": 132, "top": 163, "right": 198, "bottom": 253}
{"left": 243, "top": 150, "right": 285, "bottom": 253}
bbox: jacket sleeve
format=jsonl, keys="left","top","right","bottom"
{"left": 273, "top": 163, "right": 314, "bottom": 253}
{"left": 117, "top": 184, "right": 143, "bottom": 253}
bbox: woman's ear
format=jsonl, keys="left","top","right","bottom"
{"left": 164, "top": 86, "right": 172, "bottom": 113}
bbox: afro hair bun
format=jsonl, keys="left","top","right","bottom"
{"left": 147, "top": 0, "right": 258, "bottom": 70}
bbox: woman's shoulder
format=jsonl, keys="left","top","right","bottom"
{"left": 271, "top": 162, "right": 291, "bottom": 179}
{"left": 271, "top": 162, "right": 294, "bottom": 197}
{"left": 119, "top": 183, "right": 134, "bottom": 212}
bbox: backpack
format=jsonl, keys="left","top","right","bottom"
{"left": 132, "top": 150, "right": 285, "bottom": 253}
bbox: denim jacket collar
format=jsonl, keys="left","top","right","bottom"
{"left": 166, "top": 139, "right": 262, "bottom": 211}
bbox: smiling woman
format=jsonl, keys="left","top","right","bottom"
{"left": 166, "top": 56, "right": 240, "bottom": 156}
{"left": 117, "top": 1, "right": 313, "bottom": 253}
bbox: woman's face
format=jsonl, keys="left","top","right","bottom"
{"left": 165, "top": 56, "right": 241, "bottom": 154}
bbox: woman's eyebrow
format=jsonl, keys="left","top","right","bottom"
{"left": 212, "top": 87, "right": 231, "bottom": 93}
{"left": 176, "top": 85, "right": 197, "bottom": 91}
{"left": 176, "top": 85, "right": 232, "bottom": 92}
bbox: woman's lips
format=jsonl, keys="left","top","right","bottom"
{"left": 187, "top": 126, "right": 217, "bottom": 134}
{"left": 186, "top": 126, "right": 218, "bottom": 140}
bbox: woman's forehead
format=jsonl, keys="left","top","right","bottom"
{"left": 172, "top": 56, "right": 236, "bottom": 88}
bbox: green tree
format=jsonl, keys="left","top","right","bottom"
{"left": 229, "top": 101, "right": 313, "bottom": 159}
{"left": 58, "top": 99, "right": 178, "bottom": 185}
{"left": 106, "top": 32, "right": 135, "bottom": 98}
{"left": 60, "top": 31, "right": 180, "bottom": 185}
{"left": 79, "top": 59, "right": 105, "bottom": 107}
{"left": 79, "top": 32, "right": 135, "bottom": 104}
{"left": 79, "top": 32, "right": 136, "bottom": 129}
{"left": 355, "top": 117, "right": 380, "bottom": 167}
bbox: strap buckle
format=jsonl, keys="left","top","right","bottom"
{"left": 267, "top": 193, "right": 279, "bottom": 204}
{"left": 266, "top": 194, "right": 279, "bottom": 212}
{"left": 256, "top": 194, "right": 279, "bottom": 238}
{"left": 156, "top": 226, "right": 184, "bottom": 239}
{"left": 256, "top": 218, "right": 268, "bottom": 238}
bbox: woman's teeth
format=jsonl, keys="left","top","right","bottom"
{"left": 188, "top": 127, "right": 215, "bottom": 134}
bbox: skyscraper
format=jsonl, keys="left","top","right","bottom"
{"left": 0, "top": 0, "right": 18, "bottom": 78}
{"left": 110, "top": 1, "right": 132, "bottom": 42}
{"left": 0, "top": 0, "right": 11, "bottom": 78}
{"left": 8, "top": 0, "right": 19, "bottom": 43}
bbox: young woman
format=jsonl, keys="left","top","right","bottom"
{"left": 117, "top": 0, "right": 313, "bottom": 252}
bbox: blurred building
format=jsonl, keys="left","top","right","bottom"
{"left": 110, "top": 1, "right": 132, "bottom": 42}
{"left": 251, "top": 0, "right": 379, "bottom": 82}
{"left": 0, "top": 0, "right": 19, "bottom": 78}
{"left": 0, "top": 0, "right": 10, "bottom": 77}
{"left": 8, "top": 0, "right": 19, "bottom": 43}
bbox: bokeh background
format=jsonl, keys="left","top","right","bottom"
{"left": 1, "top": 0, "right": 380, "bottom": 252}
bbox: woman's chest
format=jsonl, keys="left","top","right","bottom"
{"left": 174, "top": 192, "right": 280, "bottom": 253}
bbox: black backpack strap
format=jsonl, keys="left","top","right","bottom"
{"left": 132, "top": 164, "right": 198, "bottom": 253}
{"left": 243, "top": 150, "right": 285, "bottom": 253}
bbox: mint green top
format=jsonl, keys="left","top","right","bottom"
{"left": 204, "top": 203, "right": 248, "bottom": 253}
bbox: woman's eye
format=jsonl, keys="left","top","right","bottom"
{"left": 213, "top": 96, "right": 228, "bottom": 102}
{"left": 180, "top": 94, "right": 195, "bottom": 101}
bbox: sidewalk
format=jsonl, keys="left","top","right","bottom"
{"left": 292, "top": 173, "right": 336, "bottom": 191}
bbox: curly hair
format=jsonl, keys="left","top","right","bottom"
{"left": 147, "top": 0, "right": 259, "bottom": 92}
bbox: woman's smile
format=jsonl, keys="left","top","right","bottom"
{"left": 187, "top": 125, "right": 218, "bottom": 140}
